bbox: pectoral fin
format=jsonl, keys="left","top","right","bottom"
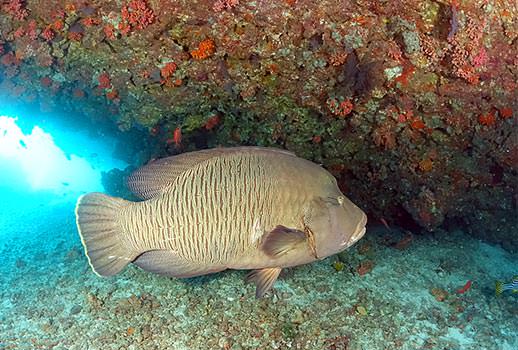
{"left": 246, "top": 267, "right": 282, "bottom": 298}
{"left": 261, "top": 225, "right": 306, "bottom": 257}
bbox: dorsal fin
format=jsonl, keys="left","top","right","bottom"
{"left": 126, "top": 146, "right": 296, "bottom": 200}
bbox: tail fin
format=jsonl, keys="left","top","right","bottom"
{"left": 495, "top": 281, "right": 504, "bottom": 296}
{"left": 75, "top": 193, "right": 137, "bottom": 277}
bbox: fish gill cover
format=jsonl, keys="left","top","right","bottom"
{"left": 0, "top": 0, "right": 517, "bottom": 349}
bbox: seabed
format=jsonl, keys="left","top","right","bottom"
{"left": 0, "top": 195, "right": 517, "bottom": 350}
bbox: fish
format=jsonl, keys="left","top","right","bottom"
{"left": 495, "top": 276, "right": 518, "bottom": 295}
{"left": 75, "top": 147, "right": 367, "bottom": 298}
{"left": 166, "top": 127, "right": 182, "bottom": 147}
{"left": 456, "top": 280, "right": 472, "bottom": 294}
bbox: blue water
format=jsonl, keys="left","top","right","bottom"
{"left": 0, "top": 114, "right": 517, "bottom": 350}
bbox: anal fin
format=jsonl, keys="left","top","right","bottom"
{"left": 134, "top": 250, "right": 225, "bottom": 278}
{"left": 246, "top": 267, "right": 282, "bottom": 298}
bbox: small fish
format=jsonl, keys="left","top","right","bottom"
{"left": 75, "top": 147, "right": 367, "bottom": 298}
{"left": 173, "top": 127, "right": 182, "bottom": 147}
{"left": 496, "top": 276, "right": 518, "bottom": 295}
{"left": 456, "top": 280, "right": 472, "bottom": 294}
{"left": 166, "top": 127, "right": 182, "bottom": 147}
{"left": 379, "top": 217, "right": 391, "bottom": 231}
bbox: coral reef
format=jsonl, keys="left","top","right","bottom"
{"left": 0, "top": 0, "right": 516, "bottom": 249}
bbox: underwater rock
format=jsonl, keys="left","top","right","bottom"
{"left": 0, "top": 0, "right": 515, "bottom": 247}
{"left": 100, "top": 166, "right": 135, "bottom": 199}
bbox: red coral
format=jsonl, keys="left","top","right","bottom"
{"left": 41, "top": 26, "right": 55, "bottom": 41}
{"left": 478, "top": 111, "right": 496, "bottom": 126}
{"left": 499, "top": 107, "right": 513, "bottom": 119}
{"left": 160, "top": 62, "right": 177, "bottom": 79}
{"left": 103, "top": 24, "right": 116, "bottom": 40}
{"left": 327, "top": 97, "right": 353, "bottom": 117}
{"left": 26, "top": 20, "right": 38, "bottom": 40}
{"left": 394, "top": 63, "right": 415, "bottom": 86}
{"left": 121, "top": 0, "right": 155, "bottom": 31}
{"left": 1, "top": 52, "right": 19, "bottom": 66}
{"left": 82, "top": 17, "right": 101, "bottom": 27}
{"left": 40, "top": 76, "right": 52, "bottom": 87}
{"left": 13, "top": 27, "right": 24, "bottom": 38}
{"left": 118, "top": 22, "right": 131, "bottom": 36}
{"left": 471, "top": 47, "right": 488, "bottom": 68}
{"left": 213, "top": 0, "right": 239, "bottom": 12}
{"left": 97, "top": 72, "right": 111, "bottom": 89}
{"left": 106, "top": 89, "right": 118, "bottom": 100}
{"left": 410, "top": 119, "right": 425, "bottom": 130}
{"left": 205, "top": 114, "right": 220, "bottom": 130}
{"left": 4, "top": 0, "right": 29, "bottom": 20}
{"left": 68, "top": 32, "right": 83, "bottom": 42}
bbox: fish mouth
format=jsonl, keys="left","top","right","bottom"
{"left": 341, "top": 213, "right": 367, "bottom": 247}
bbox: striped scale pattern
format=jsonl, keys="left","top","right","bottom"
{"left": 120, "top": 152, "right": 296, "bottom": 264}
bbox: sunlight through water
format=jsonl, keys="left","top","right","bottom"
{"left": 0, "top": 115, "right": 120, "bottom": 196}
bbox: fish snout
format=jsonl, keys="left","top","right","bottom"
{"left": 342, "top": 213, "right": 367, "bottom": 247}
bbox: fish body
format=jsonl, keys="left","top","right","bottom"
{"left": 75, "top": 147, "right": 367, "bottom": 297}
{"left": 496, "top": 276, "right": 518, "bottom": 295}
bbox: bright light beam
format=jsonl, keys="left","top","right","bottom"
{"left": 0, "top": 115, "right": 103, "bottom": 194}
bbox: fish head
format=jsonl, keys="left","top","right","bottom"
{"left": 304, "top": 194, "right": 367, "bottom": 259}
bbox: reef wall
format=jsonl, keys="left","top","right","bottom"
{"left": 0, "top": 0, "right": 516, "bottom": 249}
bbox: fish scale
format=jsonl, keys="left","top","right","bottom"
{"left": 123, "top": 153, "right": 308, "bottom": 260}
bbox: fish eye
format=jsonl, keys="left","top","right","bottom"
{"left": 337, "top": 196, "right": 345, "bottom": 205}
{"left": 324, "top": 197, "right": 340, "bottom": 206}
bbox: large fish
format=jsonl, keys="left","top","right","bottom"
{"left": 75, "top": 147, "right": 367, "bottom": 297}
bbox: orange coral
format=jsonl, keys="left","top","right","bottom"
{"left": 82, "top": 17, "right": 101, "bottom": 27}
{"left": 419, "top": 158, "right": 433, "bottom": 172}
{"left": 479, "top": 111, "right": 496, "bottom": 126}
{"left": 499, "top": 107, "right": 513, "bottom": 119}
{"left": 410, "top": 119, "right": 425, "bottom": 130}
{"left": 394, "top": 63, "right": 415, "bottom": 86}
{"left": 106, "top": 89, "right": 118, "bottom": 100}
{"left": 53, "top": 19, "right": 64, "bottom": 31}
{"left": 68, "top": 32, "right": 83, "bottom": 42}
{"left": 103, "top": 24, "right": 116, "bottom": 40}
{"left": 191, "top": 39, "right": 215, "bottom": 60}
{"left": 160, "top": 62, "right": 177, "bottom": 79}
{"left": 327, "top": 97, "right": 353, "bottom": 117}
{"left": 205, "top": 114, "right": 220, "bottom": 130}
{"left": 329, "top": 52, "right": 348, "bottom": 66}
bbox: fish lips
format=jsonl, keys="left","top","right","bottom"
{"left": 340, "top": 213, "right": 367, "bottom": 248}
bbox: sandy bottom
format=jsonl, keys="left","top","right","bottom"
{"left": 0, "top": 197, "right": 517, "bottom": 350}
